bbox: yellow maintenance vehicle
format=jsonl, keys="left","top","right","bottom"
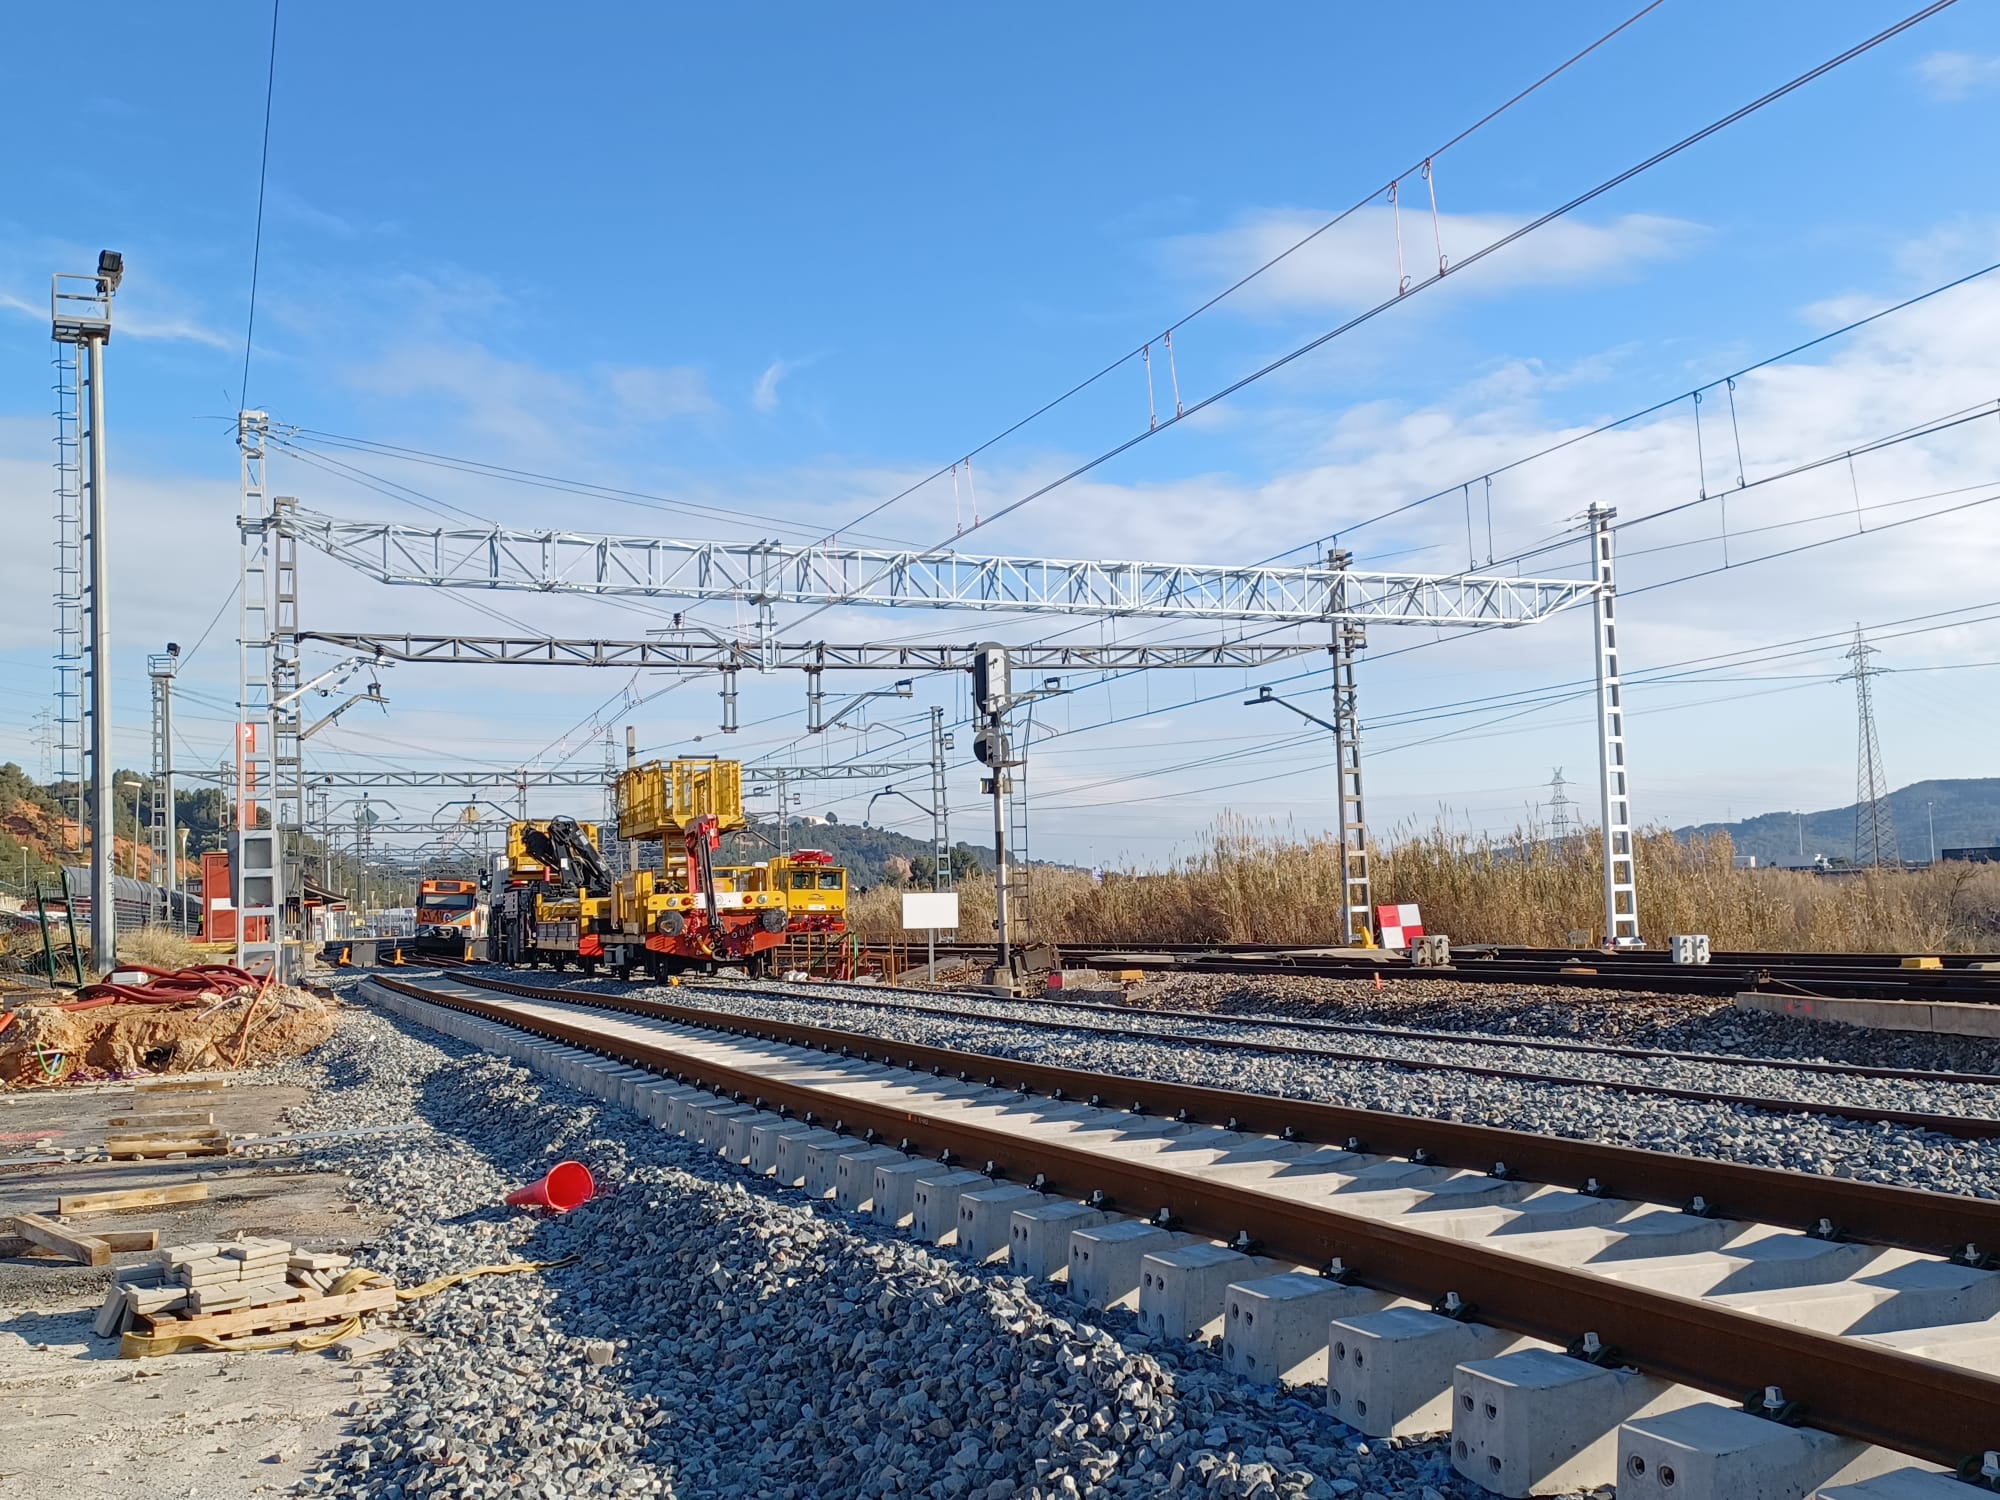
{"left": 485, "top": 759, "right": 849, "bottom": 978}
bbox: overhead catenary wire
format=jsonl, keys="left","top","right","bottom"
{"left": 779, "top": 0, "right": 1964, "bottom": 636}
{"left": 238, "top": 0, "right": 281, "bottom": 411}
{"left": 808, "top": 1, "right": 1670, "bottom": 546}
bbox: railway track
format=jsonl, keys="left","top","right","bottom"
{"left": 510, "top": 970, "right": 2000, "bottom": 1141}
{"left": 365, "top": 970, "right": 2000, "bottom": 1496}
{"left": 886, "top": 941, "right": 2000, "bottom": 1004}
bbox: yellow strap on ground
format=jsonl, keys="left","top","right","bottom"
{"left": 117, "top": 1256, "right": 576, "bottom": 1359}
{"left": 391, "top": 1254, "right": 577, "bottom": 1302}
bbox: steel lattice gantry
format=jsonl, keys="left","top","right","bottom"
{"left": 297, "top": 632, "right": 1333, "bottom": 672}
{"left": 281, "top": 508, "right": 1598, "bottom": 626}
{"left": 297, "top": 762, "right": 926, "bottom": 792}
{"left": 240, "top": 471, "right": 1636, "bottom": 967}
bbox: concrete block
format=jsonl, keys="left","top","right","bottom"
{"left": 1068, "top": 1221, "right": 1196, "bottom": 1310}
{"left": 773, "top": 1127, "right": 844, "bottom": 1188}
{"left": 801, "top": 1134, "right": 872, "bottom": 1200}
{"left": 691, "top": 1102, "right": 758, "bottom": 1151}
{"left": 832, "top": 1146, "right": 908, "bottom": 1213}
{"left": 1619, "top": 1401, "right": 1903, "bottom": 1500}
{"left": 1506, "top": 1209, "right": 1743, "bottom": 1266}
{"left": 628, "top": 1081, "right": 678, "bottom": 1126}
{"left": 1324, "top": 1160, "right": 1458, "bottom": 1196}
{"left": 1709, "top": 1254, "right": 2000, "bottom": 1336}
{"left": 1223, "top": 1273, "right": 1371, "bottom": 1386}
{"left": 648, "top": 1083, "right": 706, "bottom": 1129}
{"left": 955, "top": 1183, "right": 1048, "bottom": 1261}
{"left": 1326, "top": 1307, "right": 1531, "bottom": 1437}
{"left": 1453, "top": 1348, "right": 1705, "bottom": 1497}
{"left": 1168, "top": 1139, "right": 1355, "bottom": 1185}
{"left": 871, "top": 1157, "right": 940, "bottom": 1229}
{"left": 1927, "top": 1001, "right": 2000, "bottom": 1039}
{"left": 1862, "top": 1316, "right": 2000, "bottom": 1372}
{"left": 1422, "top": 1188, "right": 1634, "bottom": 1243}
{"left": 1734, "top": 991, "right": 1935, "bottom": 1034}
{"left": 1597, "top": 1234, "right": 1880, "bottom": 1298}
{"left": 1138, "top": 1244, "right": 1280, "bottom": 1342}
{"left": 749, "top": 1118, "right": 819, "bottom": 1176}
{"left": 718, "top": 1109, "right": 784, "bottom": 1167}
{"left": 607, "top": 1067, "right": 652, "bottom": 1110}
{"left": 1009, "top": 1200, "right": 1114, "bottom": 1280}
{"left": 911, "top": 1168, "right": 988, "bottom": 1244}
{"left": 1330, "top": 1172, "right": 1540, "bottom": 1222}
{"left": 1818, "top": 1470, "right": 1985, "bottom": 1498}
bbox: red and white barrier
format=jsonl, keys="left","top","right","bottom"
{"left": 1375, "top": 903, "right": 1423, "bottom": 949}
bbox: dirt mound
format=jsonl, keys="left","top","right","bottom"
{"left": 0, "top": 984, "right": 336, "bottom": 1086}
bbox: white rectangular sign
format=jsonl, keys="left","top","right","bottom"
{"left": 901, "top": 892, "right": 960, "bottom": 930}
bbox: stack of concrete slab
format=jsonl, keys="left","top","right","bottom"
{"left": 91, "top": 1235, "right": 358, "bottom": 1338}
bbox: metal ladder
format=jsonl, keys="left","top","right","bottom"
{"left": 50, "top": 341, "right": 82, "bottom": 855}
{"left": 1588, "top": 504, "right": 1640, "bottom": 947}
{"left": 1005, "top": 738, "right": 1032, "bottom": 943}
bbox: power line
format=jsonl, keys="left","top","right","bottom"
{"left": 1285, "top": 259, "right": 2000, "bottom": 557}
{"left": 238, "top": 0, "right": 281, "bottom": 411}
{"left": 810, "top": 2, "right": 1669, "bottom": 545}
{"left": 281, "top": 428, "right": 924, "bottom": 548}
{"left": 781, "top": 0, "right": 1963, "bottom": 635}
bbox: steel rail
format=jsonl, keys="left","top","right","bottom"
{"left": 1107, "top": 952, "right": 2000, "bottom": 1004}
{"left": 893, "top": 942, "right": 2000, "bottom": 1002}
{"left": 372, "top": 973, "right": 2000, "bottom": 1471}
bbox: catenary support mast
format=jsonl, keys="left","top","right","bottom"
{"left": 1588, "top": 504, "right": 1639, "bottom": 948}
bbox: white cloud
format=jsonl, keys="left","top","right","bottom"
{"left": 1915, "top": 50, "right": 2000, "bottom": 101}
{"left": 605, "top": 364, "right": 718, "bottom": 423}
{"left": 1165, "top": 207, "right": 1706, "bottom": 314}
{"left": 753, "top": 356, "right": 803, "bottom": 413}
{"left": 345, "top": 342, "right": 719, "bottom": 454}
{"left": 0, "top": 279, "right": 230, "bottom": 349}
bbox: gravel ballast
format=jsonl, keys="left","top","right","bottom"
{"left": 275, "top": 998, "right": 1494, "bottom": 1499}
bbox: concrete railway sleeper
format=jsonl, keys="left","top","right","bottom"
{"left": 364, "top": 973, "right": 2000, "bottom": 1497}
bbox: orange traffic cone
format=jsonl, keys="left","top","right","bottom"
{"left": 504, "top": 1160, "right": 595, "bottom": 1213}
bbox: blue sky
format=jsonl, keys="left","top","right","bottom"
{"left": 3, "top": 1, "right": 1999, "bottom": 870}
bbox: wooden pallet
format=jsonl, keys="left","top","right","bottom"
{"left": 138, "top": 1284, "right": 394, "bottom": 1340}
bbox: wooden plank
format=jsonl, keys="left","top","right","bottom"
{"left": 9, "top": 1212, "right": 112, "bottom": 1266}
{"left": 0, "top": 1231, "right": 160, "bottom": 1257}
{"left": 106, "top": 1112, "right": 214, "bottom": 1128}
{"left": 57, "top": 1183, "right": 209, "bottom": 1215}
{"left": 105, "top": 1135, "right": 229, "bottom": 1159}
{"left": 132, "top": 1078, "right": 228, "bottom": 1094}
{"left": 103, "top": 1126, "right": 228, "bottom": 1143}
{"left": 142, "top": 1283, "right": 393, "bottom": 1340}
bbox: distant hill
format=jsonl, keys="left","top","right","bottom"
{"left": 713, "top": 816, "right": 988, "bottom": 890}
{"left": 1676, "top": 778, "right": 2000, "bottom": 865}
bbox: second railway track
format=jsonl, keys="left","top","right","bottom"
{"left": 443, "top": 966, "right": 2000, "bottom": 1144}
{"left": 364, "top": 970, "right": 2000, "bottom": 1497}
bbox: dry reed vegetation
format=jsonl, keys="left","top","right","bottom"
{"left": 848, "top": 819, "right": 2000, "bottom": 953}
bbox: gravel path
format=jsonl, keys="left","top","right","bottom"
{"left": 491, "top": 971, "right": 2000, "bottom": 1201}
{"left": 274, "top": 995, "right": 1503, "bottom": 1499}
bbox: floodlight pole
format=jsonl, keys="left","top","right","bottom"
{"left": 52, "top": 258, "right": 119, "bottom": 969}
